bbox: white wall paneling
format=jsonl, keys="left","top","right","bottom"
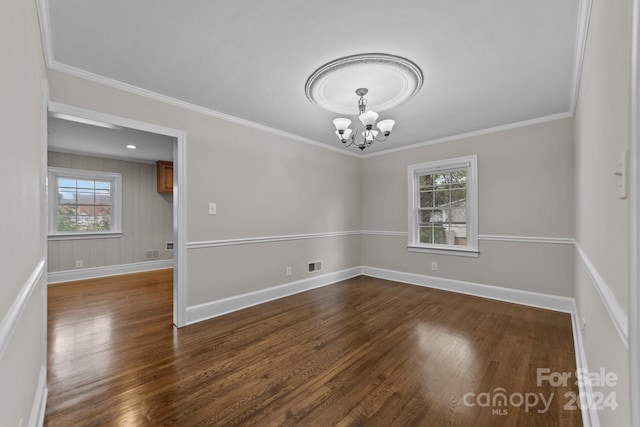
{"left": 573, "top": 0, "right": 633, "bottom": 423}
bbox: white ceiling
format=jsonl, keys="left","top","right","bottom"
{"left": 44, "top": 0, "right": 582, "bottom": 155}
{"left": 48, "top": 117, "right": 174, "bottom": 163}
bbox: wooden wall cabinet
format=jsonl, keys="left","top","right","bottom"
{"left": 156, "top": 161, "right": 173, "bottom": 193}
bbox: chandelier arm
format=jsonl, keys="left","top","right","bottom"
{"left": 342, "top": 137, "right": 355, "bottom": 147}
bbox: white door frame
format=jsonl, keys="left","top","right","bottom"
{"left": 46, "top": 101, "right": 188, "bottom": 327}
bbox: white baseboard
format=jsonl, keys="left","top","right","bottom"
{"left": 360, "top": 266, "right": 597, "bottom": 426}
{"left": 47, "top": 259, "right": 174, "bottom": 284}
{"left": 183, "top": 264, "right": 596, "bottom": 424}
{"left": 29, "top": 365, "right": 47, "bottom": 427}
{"left": 361, "top": 266, "right": 575, "bottom": 313}
{"left": 569, "top": 301, "right": 599, "bottom": 427}
{"left": 186, "top": 267, "right": 362, "bottom": 325}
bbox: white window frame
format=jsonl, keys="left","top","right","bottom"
{"left": 48, "top": 167, "right": 122, "bottom": 240}
{"left": 407, "top": 155, "right": 478, "bottom": 257}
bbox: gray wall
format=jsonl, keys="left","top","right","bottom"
{"left": 47, "top": 70, "right": 362, "bottom": 307}
{"left": 47, "top": 152, "right": 174, "bottom": 272}
{"left": 361, "top": 118, "right": 575, "bottom": 297}
{"left": 44, "top": 3, "right": 635, "bottom": 423}
{"left": 0, "top": 0, "right": 47, "bottom": 424}
{"left": 47, "top": 67, "right": 579, "bottom": 302}
{"left": 574, "top": 0, "right": 632, "bottom": 425}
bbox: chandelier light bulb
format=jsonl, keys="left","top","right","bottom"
{"left": 328, "top": 88, "right": 399, "bottom": 150}
{"left": 358, "top": 111, "right": 379, "bottom": 129}
{"left": 333, "top": 118, "right": 351, "bottom": 133}
{"left": 376, "top": 119, "right": 395, "bottom": 135}
{"left": 362, "top": 130, "right": 379, "bottom": 142}
{"left": 335, "top": 128, "right": 353, "bottom": 140}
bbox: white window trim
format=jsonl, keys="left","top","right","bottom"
{"left": 407, "top": 155, "right": 479, "bottom": 257}
{"left": 47, "top": 167, "right": 123, "bottom": 239}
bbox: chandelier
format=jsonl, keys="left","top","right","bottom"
{"left": 333, "top": 88, "right": 395, "bottom": 151}
{"left": 305, "top": 53, "right": 423, "bottom": 152}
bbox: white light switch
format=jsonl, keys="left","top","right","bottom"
{"left": 616, "top": 150, "right": 628, "bottom": 199}
{"left": 208, "top": 202, "right": 217, "bottom": 215}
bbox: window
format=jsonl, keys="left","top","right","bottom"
{"left": 407, "top": 155, "right": 478, "bottom": 256}
{"left": 48, "top": 167, "right": 122, "bottom": 239}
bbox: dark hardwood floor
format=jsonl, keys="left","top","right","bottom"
{"left": 45, "top": 270, "right": 582, "bottom": 426}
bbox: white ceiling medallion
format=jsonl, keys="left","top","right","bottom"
{"left": 306, "top": 53, "right": 423, "bottom": 151}
{"left": 305, "top": 53, "right": 423, "bottom": 115}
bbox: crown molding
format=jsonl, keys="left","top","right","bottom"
{"left": 361, "top": 112, "right": 574, "bottom": 158}
{"left": 35, "top": 0, "right": 54, "bottom": 68}
{"left": 36, "top": 0, "right": 590, "bottom": 160}
{"left": 569, "top": 0, "right": 594, "bottom": 114}
{"left": 46, "top": 60, "right": 361, "bottom": 159}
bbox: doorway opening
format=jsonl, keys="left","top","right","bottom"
{"left": 45, "top": 102, "right": 186, "bottom": 327}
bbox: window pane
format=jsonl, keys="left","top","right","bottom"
{"left": 57, "top": 215, "right": 77, "bottom": 231}
{"left": 419, "top": 209, "right": 445, "bottom": 224}
{"left": 433, "top": 226, "right": 447, "bottom": 244}
{"left": 58, "top": 177, "right": 76, "bottom": 188}
{"left": 450, "top": 188, "right": 466, "bottom": 203}
{"left": 97, "top": 214, "right": 112, "bottom": 231}
{"left": 58, "top": 189, "right": 77, "bottom": 204}
{"left": 58, "top": 204, "right": 76, "bottom": 215}
{"left": 51, "top": 169, "right": 120, "bottom": 235}
{"left": 95, "top": 190, "right": 112, "bottom": 205}
{"left": 420, "top": 225, "right": 447, "bottom": 244}
{"left": 77, "top": 180, "right": 95, "bottom": 189}
{"left": 95, "top": 206, "right": 112, "bottom": 231}
{"left": 95, "top": 181, "right": 111, "bottom": 190}
{"left": 433, "top": 190, "right": 449, "bottom": 207}
{"left": 450, "top": 207, "right": 467, "bottom": 224}
{"left": 420, "top": 191, "right": 434, "bottom": 207}
{"left": 419, "top": 174, "right": 434, "bottom": 189}
{"left": 412, "top": 162, "right": 473, "bottom": 249}
{"left": 419, "top": 226, "right": 433, "bottom": 244}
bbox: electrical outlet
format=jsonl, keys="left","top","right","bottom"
{"left": 431, "top": 262, "right": 438, "bottom": 271}
{"left": 165, "top": 242, "right": 174, "bottom": 251}
{"left": 208, "top": 202, "right": 217, "bottom": 215}
{"left": 581, "top": 317, "right": 587, "bottom": 333}
{"left": 286, "top": 266, "right": 292, "bottom": 277}
{"left": 75, "top": 260, "right": 83, "bottom": 268}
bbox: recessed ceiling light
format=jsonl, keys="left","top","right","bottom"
{"left": 126, "top": 144, "right": 137, "bottom": 150}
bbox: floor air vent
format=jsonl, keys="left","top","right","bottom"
{"left": 308, "top": 260, "right": 322, "bottom": 273}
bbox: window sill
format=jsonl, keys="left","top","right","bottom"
{"left": 48, "top": 232, "right": 123, "bottom": 241}
{"left": 407, "top": 245, "right": 479, "bottom": 258}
